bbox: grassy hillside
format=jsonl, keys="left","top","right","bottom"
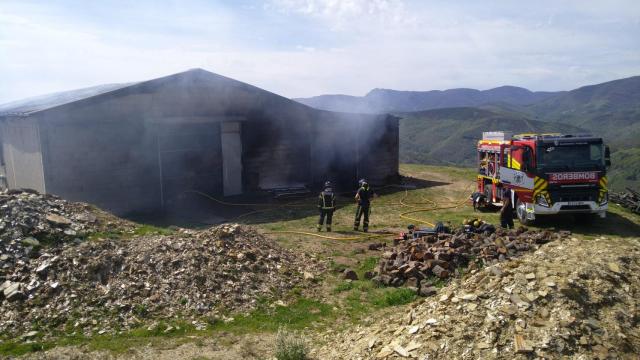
{"left": 609, "top": 148, "right": 640, "bottom": 191}
{"left": 398, "top": 107, "right": 583, "bottom": 166}
{"left": 527, "top": 76, "right": 640, "bottom": 149}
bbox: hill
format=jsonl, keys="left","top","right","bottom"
{"left": 609, "top": 148, "right": 640, "bottom": 191}
{"left": 526, "top": 76, "right": 640, "bottom": 149}
{"left": 398, "top": 107, "right": 583, "bottom": 166}
{"left": 295, "top": 86, "right": 559, "bottom": 113}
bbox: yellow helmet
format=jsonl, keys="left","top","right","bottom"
{"left": 473, "top": 220, "right": 481, "bottom": 227}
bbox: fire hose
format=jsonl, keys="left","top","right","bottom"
{"left": 398, "top": 182, "right": 477, "bottom": 227}
{"left": 185, "top": 181, "right": 476, "bottom": 241}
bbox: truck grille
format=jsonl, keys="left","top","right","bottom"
{"left": 560, "top": 205, "right": 591, "bottom": 210}
{"left": 549, "top": 188, "right": 598, "bottom": 203}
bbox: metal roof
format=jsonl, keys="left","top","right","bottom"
{"left": 0, "top": 82, "right": 137, "bottom": 117}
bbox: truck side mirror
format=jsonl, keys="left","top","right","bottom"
{"left": 604, "top": 146, "right": 611, "bottom": 167}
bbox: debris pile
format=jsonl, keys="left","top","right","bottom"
{"left": 315, "top": 236, "right": 640, "bottom": 359}
{"left": 611, "top": 188, "right": 640, "bottom": 214}
{"left": 0, "top": 189, "right": 132, "bottom": 279}
{"left": 1, "top": 215, "right": 313, "bottom": 338}
{"left": 373, "top": 227, "right": 564, "bottom": 296}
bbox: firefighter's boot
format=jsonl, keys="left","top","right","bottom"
{"left": 327, "top": 226, "right": 332, "bottom": 232}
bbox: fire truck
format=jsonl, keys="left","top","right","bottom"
{"left": 477, "top": 131, "right": 611, "bottom": 225}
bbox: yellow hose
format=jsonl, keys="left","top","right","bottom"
{"left": 183, "top": 190, "right": 309, "bottom": 208}
{"left": 187, "top": 180, "right": 476, "bottom": 240}
{"left": 263, "top": 230, "right": 393, "bottom": 241}
{"left": 398, "top": 182, "right": 476, "bottom": 226}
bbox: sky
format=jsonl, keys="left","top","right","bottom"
{"left": 0, "top": 0, "right": 639, "bottom": 103}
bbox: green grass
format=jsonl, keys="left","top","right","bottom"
{"left": 212, "top": 298, "right": 333, "bottom": 332}
{"left": 0, "top": 320, "right": 197, "bottom": 356}
{"left": 356, "top": 256, "right": 379, "bottom": 278}
{"left": 87, "top": 224, "right": 174, "bottom": 241}
{"left": 333, "top": 280, "right": 375, "bottom": 293}
{"left": 132, "top": 224, "right": 175, "bottom": 237}
{"left": 370, "top": 287, "right": 417, "bottom": 307}
{"left": 0, "top": 297, "right": 329, "bottom": 357}
{"left": 0, "top": 342, "right": 50, "bottom": 357}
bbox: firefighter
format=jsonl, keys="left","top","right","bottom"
{"left": 353, "top": 179, "right": 374, "bottom": 232}
{"left": 500, "top": 188, "right": 515, "bottom": 229}
{"left": 317, "top": 181, "right": 336, "bottom": 232}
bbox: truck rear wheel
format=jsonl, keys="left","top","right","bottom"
{"left": 516, "top": 198, "right": 532, "bottom": 226}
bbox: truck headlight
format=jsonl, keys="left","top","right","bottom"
{"left": 599, "top": 192, "right": 608, "bottom": 206}
{"left": 536, "top": 194, "right": 550, "bottom": 207}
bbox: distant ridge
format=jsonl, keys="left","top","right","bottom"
{"left": 295, "top": 85, "right": 561, "bottom": 113}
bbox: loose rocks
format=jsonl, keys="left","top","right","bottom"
{"left": 0, "top": 189, "right": 133, "bottom": 280}
{"left": 313, "top": 235, "right": 640, "bottom": 359}
{"left": 0, "top": 192, "right": 316, "bottom": 339}
{"left": 375, "top": 227, "right": 563, "bottom": 295}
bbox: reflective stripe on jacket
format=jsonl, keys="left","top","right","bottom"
{"left": 318, "top": 188, "right": 336, "bottom": 210}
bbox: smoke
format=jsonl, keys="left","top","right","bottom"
{"left": 0, "top": 68, "right": 398, "bottom": 217}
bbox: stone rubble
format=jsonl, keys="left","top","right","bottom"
{"left": 314, "top": 235, "right": 640, "bottom": 359}
{"left": 610, "top": 188, "right": 640, "bottom": 214}
{"left": 0, "top": 191, "right": 316, "bottom": 339}
{"left": 0, "top": 189, "right": 134, "bottom": 280}
{"left": 373, "top": 227, "right": 565, "bottom": 297}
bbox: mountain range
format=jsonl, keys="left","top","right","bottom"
{"left": 296, "top": 86, "right": 559, "bottom": 113}
{"left": 296, "top": 76, "right": 640, "bottom": 191}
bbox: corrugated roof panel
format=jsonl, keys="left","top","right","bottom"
{"left": 0, "top": 83, "right": 136, "bottom": 116}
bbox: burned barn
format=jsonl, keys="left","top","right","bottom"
{"left": 0, "top": 69, "right": 399, "bottom": 215}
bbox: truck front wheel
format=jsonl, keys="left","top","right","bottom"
{"left": 516, "top": 198, "right": 532, "bottom": 226}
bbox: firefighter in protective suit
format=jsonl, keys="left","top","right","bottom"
{"left": 317, "top": 181, "right": 336, "bottom": 232}
{"left": 354, "top": 179, "right": 374, "bottom": 232}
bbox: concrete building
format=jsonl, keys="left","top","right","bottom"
{"left": 0, "top": 69, "right": 399, "bottom": 215}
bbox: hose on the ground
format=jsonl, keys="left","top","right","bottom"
{"left": 262, "top": 230, "right": 394, "bottom": 241}
{"left": 398, "top": 182, "right": 476, "bottom": 227}
{"left": 186, "top": 181, "right": 475, "bottom": 241}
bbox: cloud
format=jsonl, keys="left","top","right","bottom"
{"left": 268, "top": 0, "right": 415, "bottom": 30}
{"left": 0, "top": 0, "right": 638, "bottom": 103}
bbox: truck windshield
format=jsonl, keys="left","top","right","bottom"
{"left": 537, "top": 143, "right": 604, "bottom": 170}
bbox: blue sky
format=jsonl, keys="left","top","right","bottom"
{"left": 1, "top": 0, "right": 639, "bottom": 103}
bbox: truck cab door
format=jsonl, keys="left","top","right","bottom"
{"left": 500, "top": 144, "right": 510, "bottom": 171}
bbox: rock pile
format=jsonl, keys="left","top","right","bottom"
{"left": 1, "top": 212, "right": 313, "bottom": 338}
{"left": 611, "top": 188, "right": 640, "bottom": 214}
{"left": 373, "top": 227, "right": 564, "bottom": 297}
{"left": 0, "top": 189, "right": 132, "bottom": 280}
{"left": 314, "top": 235, "right": 640, "bottom": 359}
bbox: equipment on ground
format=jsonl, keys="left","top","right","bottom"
{"left": 476, "top": 131, "right": 610, "bottom": 225}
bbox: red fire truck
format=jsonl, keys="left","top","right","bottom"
{"left": 477, "top": 131, "right": 611, "bottom": 224}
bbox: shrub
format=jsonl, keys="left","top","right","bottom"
{"left": 275, "top": 327, "right": 308, "bottom": 360}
